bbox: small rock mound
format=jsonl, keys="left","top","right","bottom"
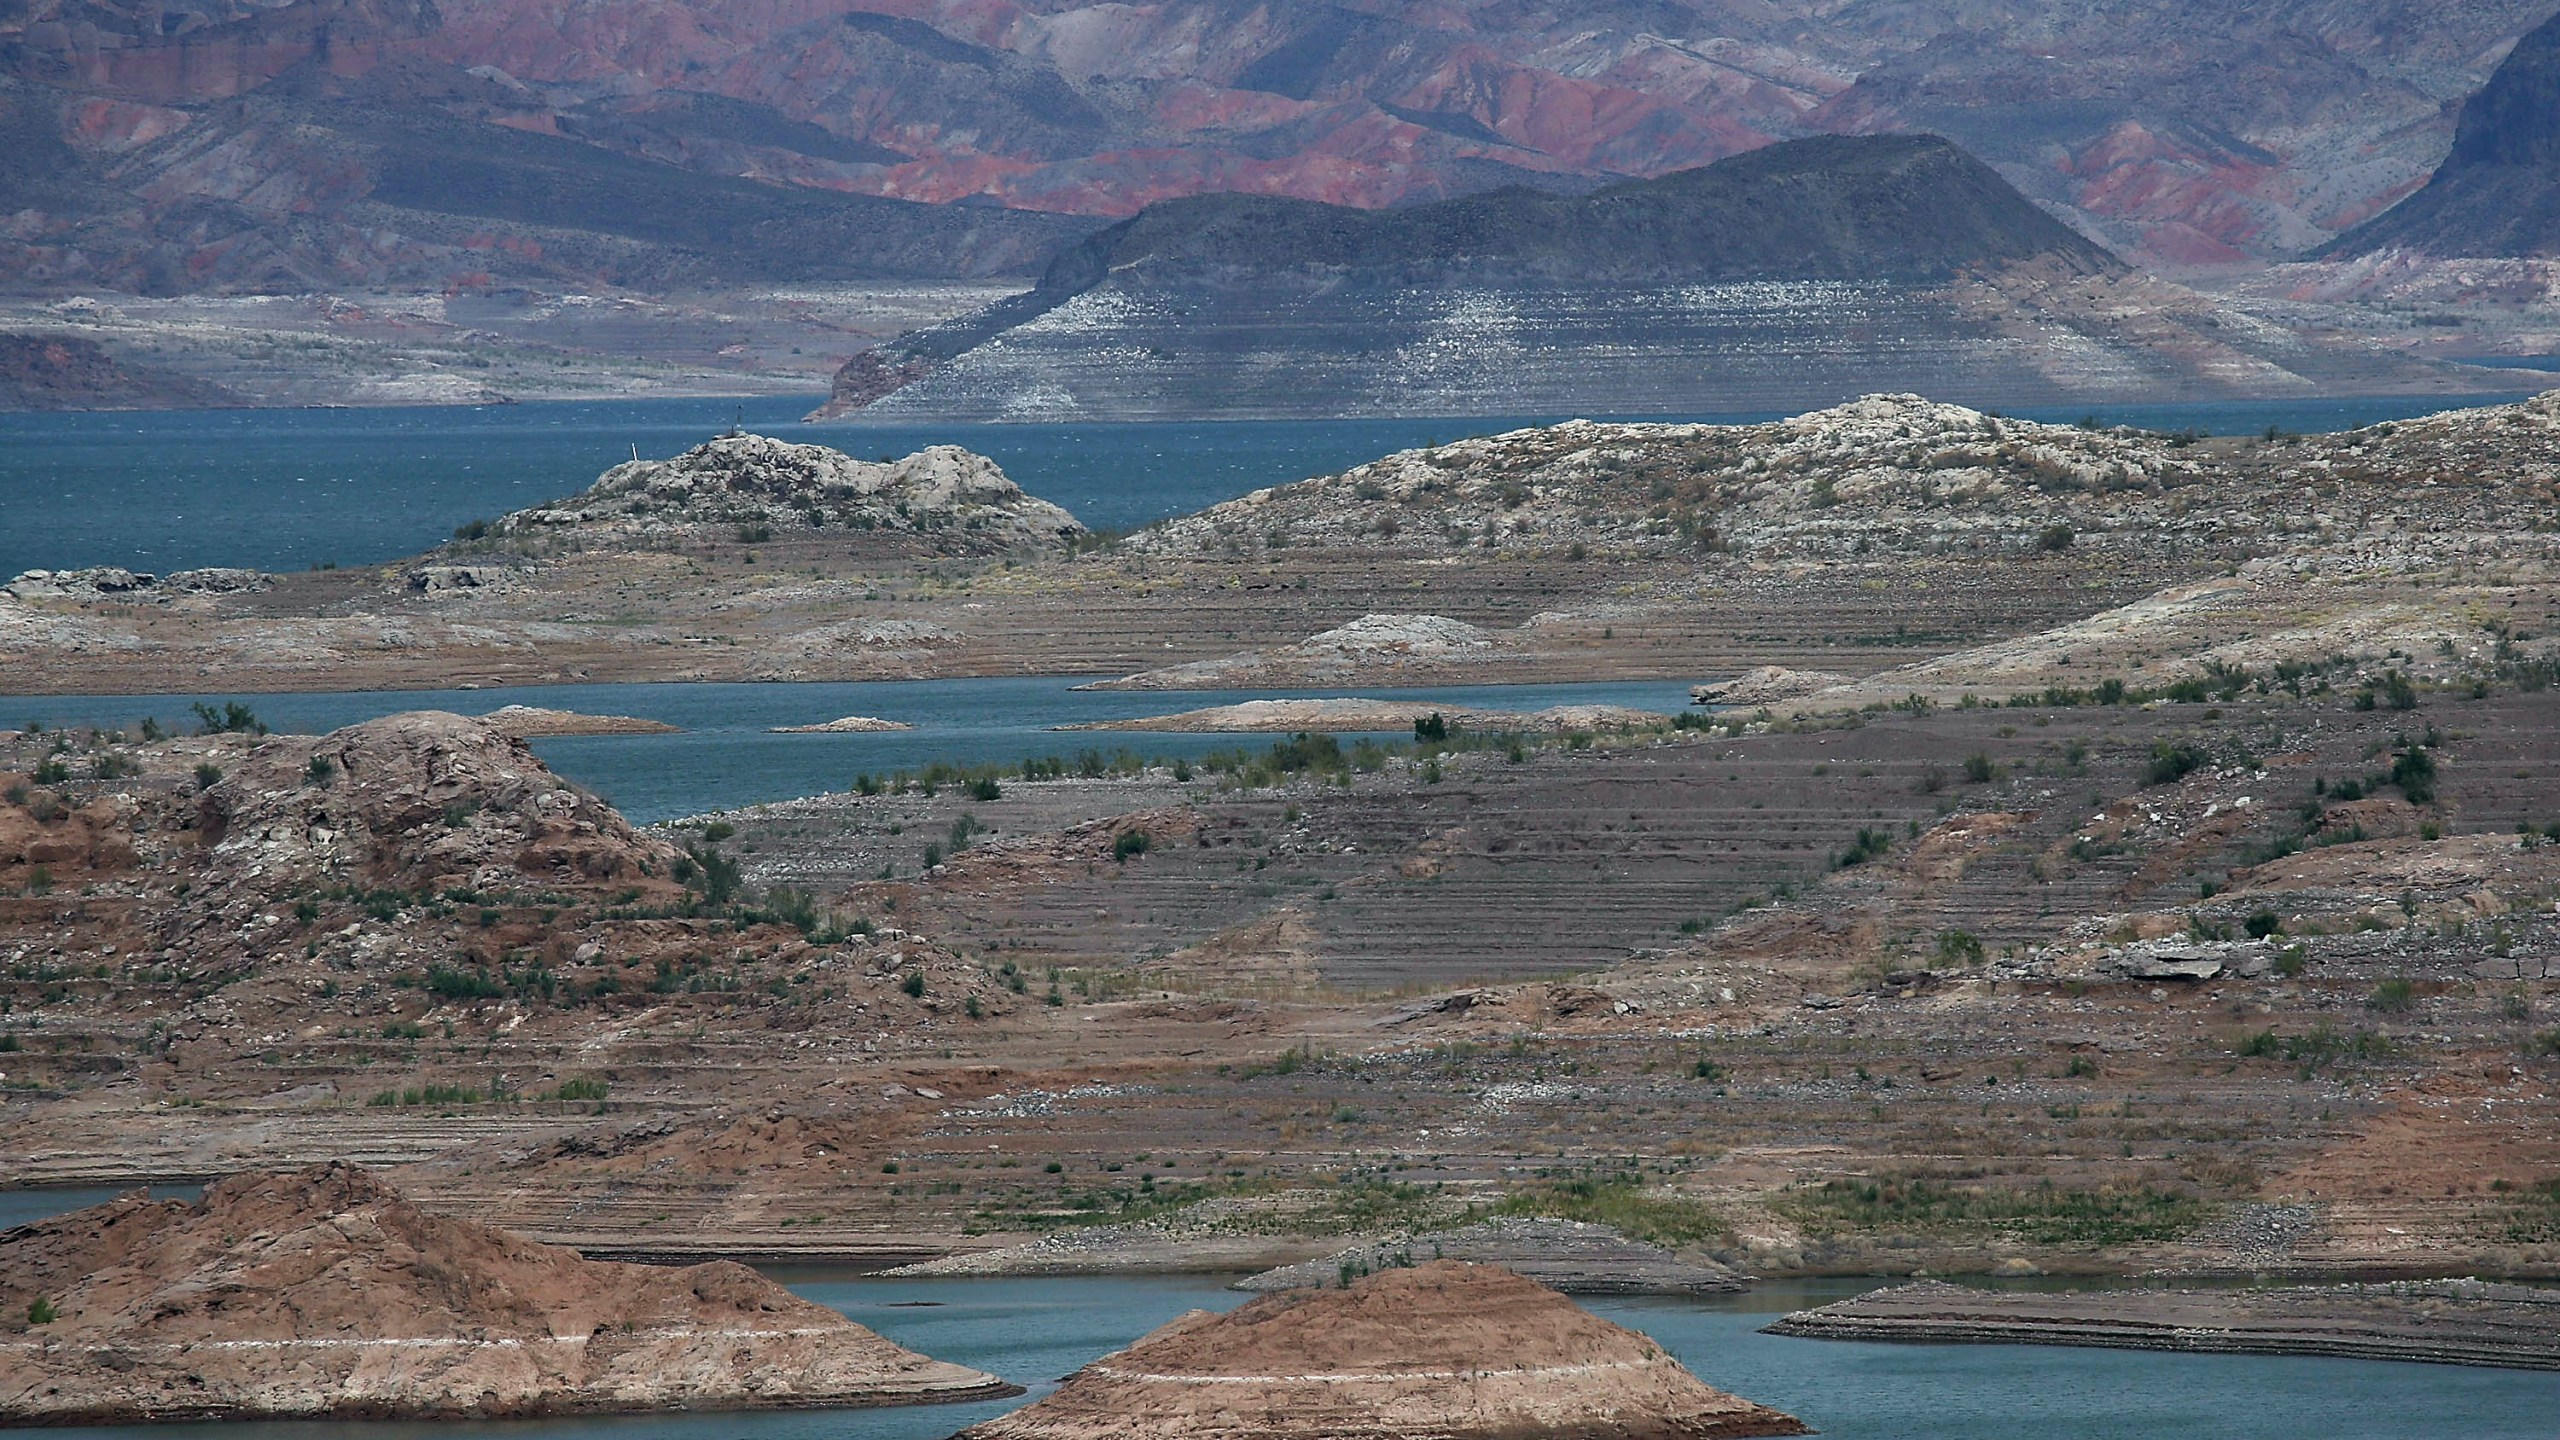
{"left": 479, "top": 705, "right": 680, "bottom": 738}
{"left": 770, "top": 715, "right": 913, "bottom": 733}
{"left": 1692, "top": 666, "right": 1856, "bottom": 706}
{"left": 0, "top": 1163, "right": 1015, "bottom": 1423}
{"left": 954, "top": 1260, "right": 1805, "bottom": 1440}
{"left": 494, "top": 434, "right": 1085, "bottom": 553}
{"left": 196, "top": 711, "right": 679, "bottom": 902}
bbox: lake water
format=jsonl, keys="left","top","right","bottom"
{"left": 0, "top": 677, "right": 1702, "bottom": 823}
{"left": 20, "top": 1270, "right": 2560, "bottom": 1440}
{"left": 0, "top": 394, "right": 2534, "bottom": 580}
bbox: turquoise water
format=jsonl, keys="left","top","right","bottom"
{"left": 0, "top": 395, "right": 2533, "bottom": 579}
{"left": 0, "top": 1185, "right": 199, "bottom": 1230}
{"left": 0, "top": 677, "right": 1701, "bottom": 823}
{"left": 22, "top": 1272, "right": 2560, "bottom": 1440}
{"left": 0, "top": 401, "right": 1591, "bottom": 578}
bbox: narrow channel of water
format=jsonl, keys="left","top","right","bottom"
{"left": 0, "top": 677, "right": 1701, "bottom": 823}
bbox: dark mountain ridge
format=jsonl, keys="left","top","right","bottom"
{"left": 819, "top": 134, "right": 2130, "bottom": 415}
{"left": 1045, "top": 135, "right": 2124, "bottom": 288}
{"left": 2326, "top": 7, "right": 2560, "bottom": 258}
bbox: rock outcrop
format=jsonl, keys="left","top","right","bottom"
{"left": 488, "top": 435, "right": 1084, "bottom": 555}
{"left": 951, "top": 1260, "right": 1805, "bottom": 1440}
{"left": 1235, "top": 1219, "right": 1749, "bottom": 1296}
{"left": 771, "top": 715, "right": 914, "bottom": 733}
{"left": 0, "top": 1163, "right": 1016, "bottom": 1423}
{"left": 1765, "top": 1278, "right": 2560, "bottom": 1370}
{"left": 1692, "top": 667, "right": 1856, "bottom": 707}
{"left": 477, "top": 706, "right": 680, "bottom": 738}
{"left": 193, "top": 711, "right": 679, "bottom": 902}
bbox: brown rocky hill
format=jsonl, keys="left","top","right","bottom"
{"left": 955, "top": 1259, "right": 1805, "bottom": 1440}
{"left": 0, "top": 1163, "right": 1016, "bottom": 1423}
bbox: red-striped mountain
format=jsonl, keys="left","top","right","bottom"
{"left": 4, "top": 0, "right": 2557, "bottom": 290}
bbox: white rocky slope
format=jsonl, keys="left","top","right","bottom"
{"left": 1114, "top": 392, "right": 2560, "bottom": 564}
{"left": 493, "top": 435, "right": 1085, "bottom": 553}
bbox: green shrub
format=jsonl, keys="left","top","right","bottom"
{"left": 2143, "top": 741, "right": 2208, "bottom": 787}
{"left": 190, "top": 701, "right": 266, "bottom": 736}
{"left": 902, "top": 971, "right": 926, "bottom": 999}
{"left": 2367, "top": 976, "right": 2416, "bottom": 1013}
{"left": 1112, "top": 829, "right": 1151, "bottom": 863}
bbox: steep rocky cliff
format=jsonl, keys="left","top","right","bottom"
{"left": 2327, "top": 7, "right": 2560, "bottom": 258}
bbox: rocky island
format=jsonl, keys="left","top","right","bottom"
{"left": 0, "top": 1163, "right": 1016, "bottom": 1424}
{"left": 951, "top": 1261, "right": 1805, "bottom": 1440}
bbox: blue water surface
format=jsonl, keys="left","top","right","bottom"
{"left": 1, "top": 394, "right": 2534, "bottom": 579}
{"left": 0, "top": 677, "right": 1702, "bottom": 823}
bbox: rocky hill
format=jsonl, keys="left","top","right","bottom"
{"left": 2327, "top": 7, "right": 2560, "bottom": 259}
{"left": 1110, "top": 391, "right": 2560, "bottom": 565}
{"left": 0, "top": 1163, "right": 1015, "bottom": 1422}
{"left": 954, "top": 1260, "right": 1806, "bottom": 1440}
{"left": 815, "top": 136, "right": 2446, "bottom": 420}
{"left": 479, "top": 435, "right": 1085, "bottom": 556}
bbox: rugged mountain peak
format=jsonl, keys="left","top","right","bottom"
{"left": 2325, "top": 10, "right": 2560, "bottom": 257}
{"left": 956, "top": 1259, "right": 1806, "bottom": 1440}
{"left": 0, "top": 1163, "right": 1016, "bottom": 1423}
{"left": 494, "top": 435, "right": 1085, "bottom": 553}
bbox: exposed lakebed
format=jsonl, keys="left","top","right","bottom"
{"left": 16, "top": 1270, "right": 2559, "bottom": 1440}
{"left": 0, "top": 678, "right": 1699, "bottom": 823}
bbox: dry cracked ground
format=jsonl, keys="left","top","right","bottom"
{"left": 6, "top": 393, "right": 2560, "bottom": 1295}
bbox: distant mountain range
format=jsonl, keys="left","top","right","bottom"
{"left": 4, "top": 0, "right": 2557, "bottom": 293}
{"left": 2328, "top": 6, "right": 2560, "bottom": 257}
{"left": 813, "top": 135, "right": 2446, "bottom": 421}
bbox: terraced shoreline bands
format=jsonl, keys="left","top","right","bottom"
{"left": 1766, "top": 1279, "right": 2560, "bottom": 1370}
